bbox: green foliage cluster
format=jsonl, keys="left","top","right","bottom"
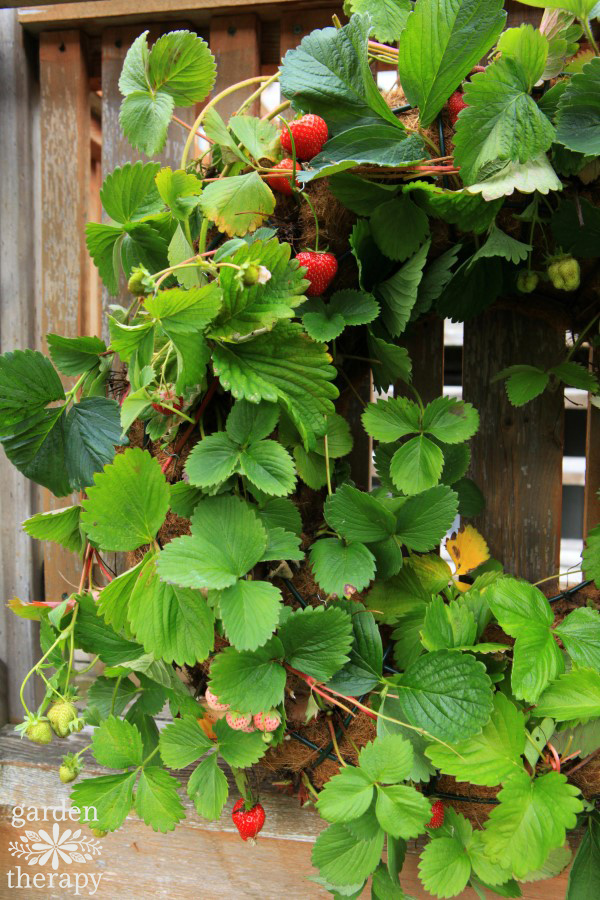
{"left": 2, "top": 3, "right": 600, "bottom": 897}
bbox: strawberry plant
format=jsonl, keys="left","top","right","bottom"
{"left": 2, "top": 2, "right": 600, "bottom": 896}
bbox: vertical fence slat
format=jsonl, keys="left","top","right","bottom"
{"left": 463, "top": 308, "right": 564, "bottom": 583}
{"left": 0, "top": 9, "right": 43, "bottom": 722}
{"left": 584, "top": 347, "right": 600, "bottom": 536}
{"left": 40, "top": 30, "right": 90, "bottom": 603}
{"left": 209, "top": 16, "right": 260, "bottom": 119}
{"left": 398, "top": 315, "right": 445, "bottom": 404}
{"left": 280, "top": 8, "right": 337, "bottom": 56}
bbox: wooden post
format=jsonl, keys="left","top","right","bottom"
{"left": 463, "top": 307, "right": 564, "bottom": 583}
{"left": 280, "top": 8, "right": 337, "bottom": 56}
{"left": 397, "top": 314, "right": 445, "bottom": 405}
{"left": 209, "top": 16, "right": 261, "bottom": 119}
{"left": 584, "top": 347, "right": 600, "bottom": 536}
{"left": 0, "top": 9, "right": 44, "bottom": 722}
{"left": 39, "top": 31, "right": 91, "bottom": 604}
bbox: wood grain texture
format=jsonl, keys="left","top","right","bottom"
{"left": 39, "top": 31, "right": 90, "bottom": 603}
{"left": 0, "top": 726, "right": 578, "bottom": 898}
{"left": 210, "top": 15, "right": 261, "bottom": 120}
{"left": 396, "top": 314, "right": 445, "bottom": 405}
{"left": 280, "top": 7, "right": 337, "bottom": 56}
{"left": 584, "top": 347, "right": 600, "bottom": 536}
{"left": 463, "top": 308, "right": 564, "bottom": 583}
{"left": 19, "top": 0, "right": 340, "bottom": 30}
{"left": 0, "top": 9, "right": 44, "bottom": 723}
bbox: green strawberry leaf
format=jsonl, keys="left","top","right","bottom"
{"left": 157, "top": 496, "right": 267, "bottom": 590}
{"left": 187, "top": 753, "right": 229, "bottom": 820}
{"left": 22, "top": 505, "right": 84, "bottom": 555}
{"left": 239, "top": 440, "right": 296, "bottom": 496}
{"left": 71, "top": 772, "right": 136, "bottom": 833}
{"left": 390, "top": 435, "right": 444, "bottom": 495}
{"left": 278, "top": 605, "right": 354, "bottom": 682}
{"left": 47, "top": 334, "right": 107, "bottom": 376}
{"left": 362, "top": 396, "right": 421, "bottom": 442}
{"left": 395, "top": 485, "right": 459, "bottom": 552}
{"left": 422, "top": 396, "right": 480, "bottom": 444}
{"left": 554, "top": 607, "right": 600, "bottom": 670}
{"left": 398, "top": 0, "right": 507, "bottom": 126}
{"left": 556, "top": 58, "right": 600, "bottom": 155}
{"left": 213, "top": 717, "right": 268, "bottom": 766}
{"left": 212, "top": 322, "right": 338, "bottom": 450}
{"left": 135, "top": 766, "right": 185, "bottom": 833}
{"left": 81, "top": 448, "right": 169, "bottom": 552}
{"left": 535, "top": 668, "right": 600, "bottom": 721}
{"left": 128, "top": 554, "right": 215, "bottom": 666}
{"left": 482, "top": 771, "right": 582, "bottom": 878}
{"left": 317, "top": 765, "right": 375, "bottom": 823}
{"left": 159, "top": 715, "right": 214, "bottom": 768}
{"left": 91, "top": 715, "right": 144, "bottom": 768}
{"left": 215, "top": 579, "right": 282, "bottom": 651}
{"left": 390, "top": 649, "right": 493, "bottom": 743}
{"left": 100, "top": 161, "right": 163, "bottom": 223}
{"left": 312, "top": 823, "right": 385, "bottom": 887}
{"left": 310, "top": 538, "right": 376, "bottom": 597}
{"left": 209, "top": 238, "right": 307, "bottom": 339}
{"left": 425, "top": 692, "right": 526, "bottom": 786}
{"left": 199, "top": 172, "right": 275, "bottom": 238}
{"left": 583, "top": 524, "right": 600, "bottom": 588}
{"left": 209, "top": 640, "right": 286, "bottom": 714}
{"left": 324, "top": 484, "right": 396, "bottom": 543}
{"left": 376, "top": 241, "right": 430, "bottom": 337}
{"left": 347, "top": 0, "right": 412, "bottom": 43}
{"left": 279, "top": 14, "right": 401, "bottom": 134}
{"left": 454, "top": 56, "right": 555, "bottom": 185}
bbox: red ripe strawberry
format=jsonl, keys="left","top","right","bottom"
{"left": 281, "top": 114, "right": 328, "bottom": 161}
{"left": 469, "top": 65, "right": 486, "bottom": 76}
{"left": 232, "top": 798, "right": 266, "bottom": 841}
{"left": 447, "top": 91, "right": 468, "bottom": 126}
{"left": 266, "top": 158, "right": 303, "bottom": 195}
{"left": 296, "top": 251, "right": 338, "bottom": 296}
{"left": 151, "top": 389, "right": 184, "bottom": 416}
{"left": 427, "top": 800, "right": 445, "bottom": 829}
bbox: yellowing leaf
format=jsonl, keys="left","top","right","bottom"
{"left": 446, "top": 525, "right": 490, "bottom": 584}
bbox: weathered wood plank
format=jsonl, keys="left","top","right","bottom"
{"left": 463, "top": 307, "right": 564, "bottom": 583}
{"left": 396, "top": 314, "right": 445, "bottom": 405}
{"left": 0, "top": 726, "right": 580, "bottom": 898}
{"left": 584, "top": 347, "right": 600, "bottom": 536}
{"left": 280, "top": 7, "right": 337, "bottom": 56}
{"left": 209, "top": 15, "right": 261, "bottom": 120}
{"left": 39, "top": 30, "right": 90, "bottom": 603}
{"left": 19, "top": 0, "right": 340, "bottom": 30}
{"left": 0, "top": 9, "right": 44, "bottom": 723}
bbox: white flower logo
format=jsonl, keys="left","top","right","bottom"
{"left": 8, "top": 823, "right": 102, "bottom": 867}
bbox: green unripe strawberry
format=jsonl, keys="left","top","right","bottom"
{"left": 91, "top": 828, "right": 107, "bottom": 838}
{"left": 127, "top": 270, "right": 147, "bottom": 295}
{"left": 59, "top": 753, "right": 82, "bottom": 784}
{"left": 59, "top": 764, "right": 78, "bottom": 784}
{"left": 242, "top": 263, "right": 261, "bottom": 286}
{"left": 26, "top": 719, "right": 53, "bottom": 745}
{"left": 517, "top": 270, "right": 538, "bottom": 293}
{"left": 47, "top": 700, "right": 79, "bottom": 738}
{"left": 548, "top": 256, "right": 580, "bottom": 291}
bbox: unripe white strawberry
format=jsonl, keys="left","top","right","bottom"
{"left": 240, "top": 722, "right": 257, "bottom": 733}
{"left": 253, "top": 710, "right": 281, "bottom": 733}
{"left": 205, "top": 688, "right": 230, "bottom": 712}
{"left": 47, "top": 700, "right": 80, "bottom": 738}
{"left": 226, "top": 711, "right": 252, "bottom": 730}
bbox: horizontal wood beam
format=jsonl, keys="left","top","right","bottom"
{"left": 19, "top": 0, "right": 340, "bottom": 31}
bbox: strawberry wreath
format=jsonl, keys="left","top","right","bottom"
{"left": 1, "top": 2, "right": 600, "bottom": 896}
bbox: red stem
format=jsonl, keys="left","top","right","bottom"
{"left": 94, "top": 550, "right": 115, "bottom": 583}
{"left": 161, "top": 377, "right": 219, "bottom": 475}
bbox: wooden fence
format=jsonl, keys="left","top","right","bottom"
{"left": 0, "top": 2, "right": 598, "bottom": 897}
